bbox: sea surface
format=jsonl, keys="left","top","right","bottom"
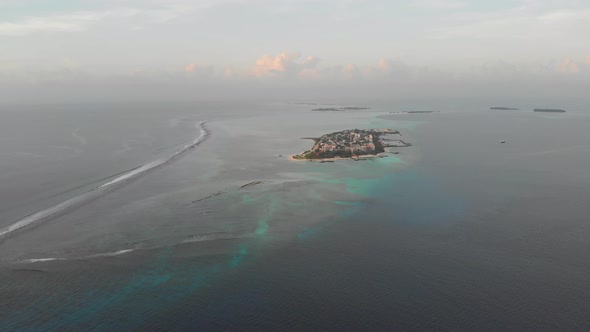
{"left": 1, "top": 101, "right": 589, "bottom": 331}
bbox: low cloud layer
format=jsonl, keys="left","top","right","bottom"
{"left": 2, "top": 51, "right": 590, "bottom": 105}
{"left": 250, "top": 53, "right": 321, "bottom": 79}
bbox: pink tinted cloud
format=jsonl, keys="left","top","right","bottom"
{"left": 377, "top": 58, "right": 393, "bottom": 73}
{"left": 223, "top": 66, "right": 234, "bottom": 78}
{"left": 184, "top": 63, "right": 197, "bottom": 73}
{"left": 304, "top": 56, "right": 320, "bottom": 67}
{"left": 252, "top": 52, "right": 298, "bottom": 77}
{"left": 557, "top": 58, "right": 580, "bottom": 73}
{"left": 342, "top": 64, "right": 361, "bottom": 80}
{"left": 251, "top": 52, "right": 321, "bottom": 79}
{"left": 298, "top": 68, "right": 320, "bottom": 79}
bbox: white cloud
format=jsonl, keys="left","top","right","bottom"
{"left": 427, "top": 4, "right": 590, "bottom": 42}
{"left": 537, "top": 9, "right": 590, "bottom": 22}
{"left": 0, "top": 11, "right": 110, "bottom": 36}
{"left": 413, "top": 0, "right": 468, "bottom": 10}
{"left": 0, "top": 20, "right": 80, "bottom": 35}
{"left": 0, "top": 5, "right": 195, "bottom": 36}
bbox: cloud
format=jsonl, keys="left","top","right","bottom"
{"left": 0, "top": 12, "right": 103, "bottom": 36}
{"left": 377, "top": 58, "right": 394, "bottom": 73}
{"left": 298, "top": 56, "right": 321, "bottom": 79}
{"left": 429, "top": 5, "right": 590, "bottom": 46}
{"left": 298, "top": 68, "right": 320, "bottom": 79}
{"left": 181, "top": 63, "right": 214, "bottom": 79}
{"left": 251, "top": 52, "right": 320, "bottom": 79}
{"left": 184, "top": 63, "right": 197, "bottom": 73}
{"left": 413, "top": 0, "right": 469, "bottom": 10}
{"left": 252, "top": 52, "right": 296, "bottom": 77}
{"left": 477, "top": 60, "right": 528, "bottom": 78}
{"left": 537, "top": 9, "right": 590, "bottom": 22}
{"left": 358, "top": 58, "right": 410, "bottom": 80}
{"left": 0, "top": 5, "right": 194, "bottom": 36}
{"left": 249, "top": 53, "right": 413, "bottom": 81}
{"left": 341, "top": 64, "right": 361, "bottom": 80}
{"left": 303, "top": 56, "right": 320, "bottom": 67}
{"left": 376, "top": 58, "right": 405, "bottom": 76}
{"left": 223, "top": 66, "right": 234, "bottom": 78}
{"left": 557, "top": 57, "right": 580, "bottom": 74}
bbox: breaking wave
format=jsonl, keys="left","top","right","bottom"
{"left": 19, "top": 257, "right": 68, "bottom": 264}
{"left": 0, "top": 121, "right": 210, "bottom": 240}
{"left": 16, "top": 249, "right": 136, "bottom": 264}
{"left": 14, "top": 231, "right": 253, "bottom": 264}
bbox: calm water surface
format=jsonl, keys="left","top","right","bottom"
{"left": 1, "top": 102, "right": 589, "bottom": 331}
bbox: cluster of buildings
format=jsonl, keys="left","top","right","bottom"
{"left": 313, "top": 129, "right": 386, "bottom": 158}
{"left": 292, "top": 128, "right": 405, "bottom": 160}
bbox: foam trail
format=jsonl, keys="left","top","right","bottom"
{"left": 0, "top": 121, "right": 210, "bottom": 240}
{"left": 15, "top": 249, "right": 135, "bottom": 264}
{"left": 98, "top": 159, "right": 166, "bottom": 189}
{"left": 20, "top": 258, "right": 67, "bottom": 263}
{"left": 87, "top": 249, "right": 136, "bottom": 258}
{"left": 98, "top": 122, "right": 209, "bottom": 188}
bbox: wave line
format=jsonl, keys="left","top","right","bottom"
{"left": 0, "top": 121, "right": 210, "bottom": 240}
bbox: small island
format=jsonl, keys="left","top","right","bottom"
{"left": 312, "top": 107, "right": 345, "bottom": 112}
{"left": 490, "top": 107, "right": 519, "bottom": 110}
{"left": 312, "top": 106, "right": 369, "bottom": 112}
{"left": 534, "top": 108, "right": 566, "bottom": 113}
{"left": 340, "top": 107, "right": 369, "bottom": 110}
{"left": 291, "top": 129, "right": 411, "bottom": 161}
{"left": 390, "top": 111, "right": 438, "bottom": 114}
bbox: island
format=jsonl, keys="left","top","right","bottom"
{"left": 340, "top": 107, "right": 369, "bottom": 110}
{"left": 389, "top": 111, "right": 438, "bottom": 114}
{"left": 291, "top": 128, "right": 411, "bottom": 161}
{"left": 312, "top": 108, "right": 345, "bottom": 112}
{"left": 312, "top": 106, "right": 370, "bottom": 112}
{"left": 490, "top": 107, "right": 519, "bottom": 110}
{"left": 534, "top": 108, "right": 566, "bottom": 113}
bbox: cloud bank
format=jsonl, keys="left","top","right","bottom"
{"left": 2, "top": 51, "right": 590, "bottom": 105}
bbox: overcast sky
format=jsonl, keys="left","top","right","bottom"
{"left": 1, "top": 0, "right": 589, "bottom": 103}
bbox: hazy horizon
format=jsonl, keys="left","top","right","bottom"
{"left": 2, "top": 0, "right": 590, "bottom": 104}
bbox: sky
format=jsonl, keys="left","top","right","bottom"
{"left": 1, "top": 0, "right": 589, "bottom": 103}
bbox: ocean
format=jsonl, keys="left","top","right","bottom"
{"left": 1, "top": 101, "right": 589, "bottom": 330}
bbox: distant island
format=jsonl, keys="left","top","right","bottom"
{"left": 490, "top": 107, "right": 519, "bottom": 110}
{"left": 291, "top": 128, "right": 411, "bottom": 161}
{"left": 340, "top": 107, "right": 369, "bottom": 110}
{"left": 389, "top": 111, "right": 438, "bottom": 114}
{"left": 312, "top": 108, "right": 344, "bottom": 112}
{"left": 534, "top": 108, "right": 566, "bottom": 113}
{"left": 312, "top": 106, "right": 369, "bottom": 112}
